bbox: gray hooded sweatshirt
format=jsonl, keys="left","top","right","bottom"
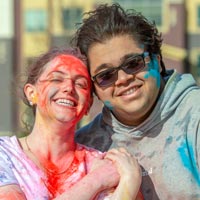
{"left": 76, "top": 70, "right": 200, "bottom": 200}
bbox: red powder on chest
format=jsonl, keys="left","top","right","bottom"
{"left": 44, "top": 148, "right": 87, "bottom": 198}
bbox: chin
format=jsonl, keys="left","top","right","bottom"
{"left": 56, "top": 116, "right": 75, "bottom": 123}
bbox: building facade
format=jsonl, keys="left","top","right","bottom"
{"left": 0, "top": 0, "right": 200, "bottom": 135}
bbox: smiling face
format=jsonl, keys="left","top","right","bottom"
{"left": 88, "top": 34, "right": 163, "bottom": 126}
{"left": 25, "top": 54, "right": 92, "bottom": 126}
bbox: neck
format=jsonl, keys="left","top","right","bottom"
{"left": 27, "top": 117, "right": 76, "bottom": 161}
{"left": 26, "top": 113, "right": 77, "bottom": 164}
{"left": 24, "top": 135, "right": 76, "bottom": 175}
{"left": 35, "top": 113, "right": 76, "bottom": 135}
{"left": 28, "top": 131, "right": 75, "bottom": 158}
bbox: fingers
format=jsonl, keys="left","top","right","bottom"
{"left": 105, "top": 147, "right": 134, "bottom": 163}
{"left": 107, "top": 147, "right": 132, "bottom": 156}
{"left": 90, "top": 157, "right": 111, "bottom": 171}
{"left": 89, "top": 157, "right": 120, "bottom": 190}
{"left": 105, "top": 147, "right": 141, "bottom": 179}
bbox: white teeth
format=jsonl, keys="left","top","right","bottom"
{"left": 56, "top": 99, "right": 75, "bottom": 107}
{"left": 122, "top": 88, "right": 136, "bottom": 95}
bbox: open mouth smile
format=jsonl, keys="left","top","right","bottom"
{"left": 55, "top": 99, "right": 76, "bottom": 107}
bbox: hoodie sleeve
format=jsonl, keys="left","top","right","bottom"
{"left": 75, "top": 113, "right": 113, "bottom": 152}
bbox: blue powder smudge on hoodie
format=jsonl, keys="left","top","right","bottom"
{"left": 177, "top": 141, "right": 200, "bottom": 186}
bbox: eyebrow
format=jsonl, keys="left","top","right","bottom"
{"left": 46, "top": 70, "right": 65, "bottom": 77}
{"left": 46, "top": 70, "right": 88, "bottom": 81}
{"left": 93, "top": 63, "right": 111, "bottom": 74}
{"left": 93, "top": 53, "right": 140, "bottom": 74}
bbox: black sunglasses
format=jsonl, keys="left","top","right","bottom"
{"left": 91, "top": 52, "right": 150, "bottom": 87}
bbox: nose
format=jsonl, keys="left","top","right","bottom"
{"left": 114, "top": 69, "right": 134, "bottom": 86}
{"left": 62, "top": 79, "right": 75, "bottom": 94}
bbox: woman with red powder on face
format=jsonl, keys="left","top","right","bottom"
{"left": 0, "top": 47, "right": 142, "bottom": 200}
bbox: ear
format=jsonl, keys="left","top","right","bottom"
{"left": 24, "top": 83, "right": 38, "bottom": 105}
{"left": 156, "top": 54, "right": 162, "bottom": 73}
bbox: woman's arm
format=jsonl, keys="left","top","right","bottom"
{"left": 105, "top": 148, "right": 143, "bottom": 200}
{"left": 0, "top": 185, "right": 27, "bottom": 200}
{"left": 54, "top": 158, "right": 119, "bottom": 200}
{"left": 56, "top": 148, "right": 142, "bottom": 200}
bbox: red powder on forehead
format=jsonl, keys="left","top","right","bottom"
{"left": 45, "top": 54, "right": 89, "bottom": 81}
{"left": 56, "top": 54, "right": 86, "bottom": 68}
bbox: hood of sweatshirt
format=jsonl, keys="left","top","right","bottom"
{"left": 102, "top": 70, "right": 199, "bottom": 138}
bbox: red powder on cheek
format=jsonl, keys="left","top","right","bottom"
{"left": 37, "top": 81, "right": 51, "bottom": 108}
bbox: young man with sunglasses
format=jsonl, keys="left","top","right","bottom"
{"left": 72, "top": 3, "right": 200, "bottom": 200}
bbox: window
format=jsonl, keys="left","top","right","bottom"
{"left": 113, "top": 0, "right": 162, "bottom": 26}
{"left": 197, "top": 6, "right": 200, "bottom": 27}
{"left": 62, "top": 8, "right": 82, "bottom": 30}
{"left": 197, "top": 55, "right": 200, "bottom": 77}
{"left": 25, "top": 10, "right": 48, "bottom": 32}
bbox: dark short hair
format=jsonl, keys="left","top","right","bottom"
{"left": 72, "top": 3, "right": 166, "bottom": 75}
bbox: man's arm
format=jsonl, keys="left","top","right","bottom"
{"left": 76, "top": 112, "right": 112, "bottom": 152}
